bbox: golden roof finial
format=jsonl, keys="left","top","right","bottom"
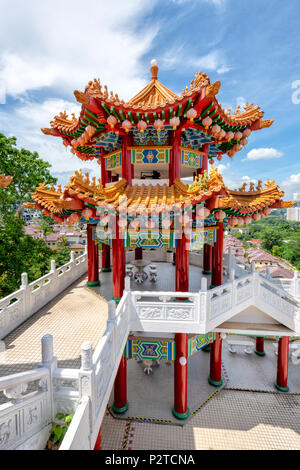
{"left": 150, "top": 59, "right": 158, "bottom": 80}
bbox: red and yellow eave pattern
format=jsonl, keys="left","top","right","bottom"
{"left": 24, "top": 168, "right": 294, "bottom": 221}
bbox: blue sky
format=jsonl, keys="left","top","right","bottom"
{"left": 0, "top": 0, "right": 300, "bottom": 199}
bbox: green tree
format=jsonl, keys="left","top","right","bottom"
{"left": 0, "top": 132, "right": 56, "bottom": 218}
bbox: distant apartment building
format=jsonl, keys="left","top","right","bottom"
{"left": 286, "top": 193, "right": 300, "bottom": 222}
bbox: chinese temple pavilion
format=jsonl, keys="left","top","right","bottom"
{"left": 26, "top": 60, "right": 294, "bottom": 420}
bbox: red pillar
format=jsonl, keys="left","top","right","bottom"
{"left": 87, "top": 224, "right": 100, "bottom": 286}
{"left": 211, "top": 222, "right": 224, "bottom": 288}
{"left": 203, "top": 244, "right": 212, "bottom": 274}
{"left": 94, "top": 427, "right": 102, "bottom": 450}
{"left": 101, "top": 150, "right": 111, "bottom": 272}
{"left": 135, "top": 247, "right": 143, "bottom": 260}
{"left": 208, "top": 333, "right": 223, "bottom": 387}
{"left": 255, "top": 337, "right": 265, "bottom": 356}
{"left": 173, "top": 234, "right": 189, "bottom": 419}
{"left": 122, "top": 133, "right": 132, "bottom": 185}
{"left": 169, "top": 129, "right": 181, "bottom": 186}
{"left": 175, "top": 235, "right": 189, "bottom": 292}
{"left": 112, "top": 354, "right": 128, "bottom": 414}
{"left": 173, "top": 333, "right": 189, "bottom": 419}
{"left": 112, "top": 216, "right": 125, "bottom": 301}
{"left": 275, "top": 337, "right": 289, "bottom": 392}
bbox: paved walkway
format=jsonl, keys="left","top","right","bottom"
{"left": 0, "top": 274, "right": 107, "bottom": 378}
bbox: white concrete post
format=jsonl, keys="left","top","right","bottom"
{"left": 20, "top": 272, "right": 28, "bottom": 318}
{"left": 70, "top": 252, "right": 75, "bottom": 263}
{"left": 39, "top": 334, "right": 57, "bottom": 419}
{"left": 266, "top": 267, "right": 271, "bottom": 280}
{"left": 50, "top": 260, "right": 56, "bottom": 273}
{"left": 79, "top": 341, "right": 95, "bottom": 437}
{"left": 201, "top": 277, "right": 207, "bottom": 291}
{"left": 229, "top": 268, "right": 235, "bottom": 282}
{"left": 251, "top": 261, "right": 256, "bottom": 272}
{"left": 107, "top": 300, "right": 117, "bottom": 360}
{"left": 124, "top": 275, "right": 131, "bottom": 292}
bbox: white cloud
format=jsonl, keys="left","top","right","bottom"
{"left": 281, "top": 173, "right": 300, "bottom": 200}
{"left": 0, "top": 0, "right": 159, "bottom": 177}
{"left": 246, "top": 148, "right": 283, "bottom": 161}
{"left": 0, "top": 0, "right": 158, "bottom": 100}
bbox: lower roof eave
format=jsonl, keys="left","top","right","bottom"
{"left": 213, "top": 321, "right": 298, "bottom": 337}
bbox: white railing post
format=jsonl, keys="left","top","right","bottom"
{"left": 39, "top": 334, "right": 57, "bottom": 419}
{"left": 70, "top": 252, "right": 75, "bottom": 263}
{"left": 229, "top": 268, "right": 235, "bottom": 282}
{"left": 124, "top": 275, "right": 131, "bottom": 292}
{"left": 251, "top": 261, "right": 256, "bottom": 273}
{"left": 20, "top": 272, "right": 28, "bottom": 318}
{"left": 107, "top": 300, "right": 117, "bottom": 361}
{"left": 200, "top": 277, "right": 208, "bottom": 324}
{"left": 79, "top": 341, "right": 95, "bottom": 442}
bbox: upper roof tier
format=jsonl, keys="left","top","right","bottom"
{"left": 41, "top": 60, "right": 274, "bottom": 162}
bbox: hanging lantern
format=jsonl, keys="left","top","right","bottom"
{"left": 137, "top": 120, "right": 147, "bottom": 133}
{"left": 162, "top": 218, "right": 171, "bottom": 228}
{"left": 154, "top": 119, "right": 164, "bottom": 132}
{"left": 186, "top": 107, "right": 197, "bottom": 121}
{"left": 197, "top": 206, "right": 210, "bottom": 218}
{"left": 227, "top": 217, "right": 236, "bottom": 227}
{"left": 122, "top": 119, "right": 132, "bottom": 133}
{"left": 42, "top": 208, "right": 50, "bottom": 215}
{"left": 56, "top": 216, "right": 64, "bottom": 224}
{"left": 70, "top": 212, "right": 81, "bottom": 223}
{"left": 66, "top": 216, "right": 73, "bottom": 225}
{"left": 130, "top": 218, "right": 140, "bottom": 230}
{"left": 237, "top": 217, "right": 244, "bottom": 226}
{"left": 243, "top": 128, "right": 251, "bottom": 138}
{"left": 234, "top": 131, "right": 243, "bottom": 141}
{"left": 240, "top": 138, "right": 248, "bottom": 146}
{"left": 252, "top": 213, "right": 261, "bottom": 221}
{"left": 264, "top": 208, "right": 271, "bottom": 216}
{"left": 212, "top": 124, "right": 221, "bottom": 136}
{"left": 202, "top": 116, "right": 212, "bottom": 129}
{"left": 209, "top": 158, "right": 215, "bottom": 165}
{"left": 71, "top": 148, "right": 76, "bottom": 154}
{"left": 63, "top": 140, "right": 69, "bottom": 147}
{"left": 244, "top": 216, "right": 252, "bottom": 225}
{"left": 170, "top": 116, "right": 180, "bottom": 130}
{"left": 226, "top": 131, "right": 234, "bottom": 140}
{"left": 71, "top": 139, "right": 79, "bottom": 148}
{"left": 227, "top": 149, "right": 235, "bottom": 158}
{"left": 118, "top": 217, "right": 128, "bottom": 228}
{"left": 86, "top": 125, "right": 96, "bottom": 137}
{"left": 82, "top": 208, "right": 94, "bottom": 218}
{"left": 107, "top": 115, "right": 117, "bottom": 129}
{"left": 217, "top": 154, "right": 223, "bottom": 161}
{"left": 219, "top": 129, "right": 226, "bottom": 140}
{"left": 215, "top": 210, "right": 226, "bottom": 221}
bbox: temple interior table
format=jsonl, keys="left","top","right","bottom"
{"left": 131, "top": 259, "right": 150, "bottom": 283}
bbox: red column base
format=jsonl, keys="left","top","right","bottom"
{"left": 255, "top": 337, "right": 265, "bottom": 356}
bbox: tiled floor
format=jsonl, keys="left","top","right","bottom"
{"left": 0, "top": 274, "right": 108, "bottom": 379}
{"left": 93, "top": 261, "right": 213, "bottom": 300}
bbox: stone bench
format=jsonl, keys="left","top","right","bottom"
{"left": 272, "top": 342, "right": 300, "bottom": 357}
{"left": 227, "top": 339, "right": 255, "bottom": 354}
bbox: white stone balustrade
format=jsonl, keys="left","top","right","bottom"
{"left": 0, "top": 249, "right": 88, "bottom": 340}
{"left": 0, "top": 252, "right": 299, "bottom": 450}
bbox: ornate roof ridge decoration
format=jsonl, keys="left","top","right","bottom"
{"left": 219, "top": 178, "right": 294, "bottom": 214}
{"left": 0, "top": 174, "right": 13, "bottom": 188}
{"left": 41, "top": 60, "right": 274, "bottom": 140}
{"left": 28, "top": 168, "right": 228, "bottom": 215}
